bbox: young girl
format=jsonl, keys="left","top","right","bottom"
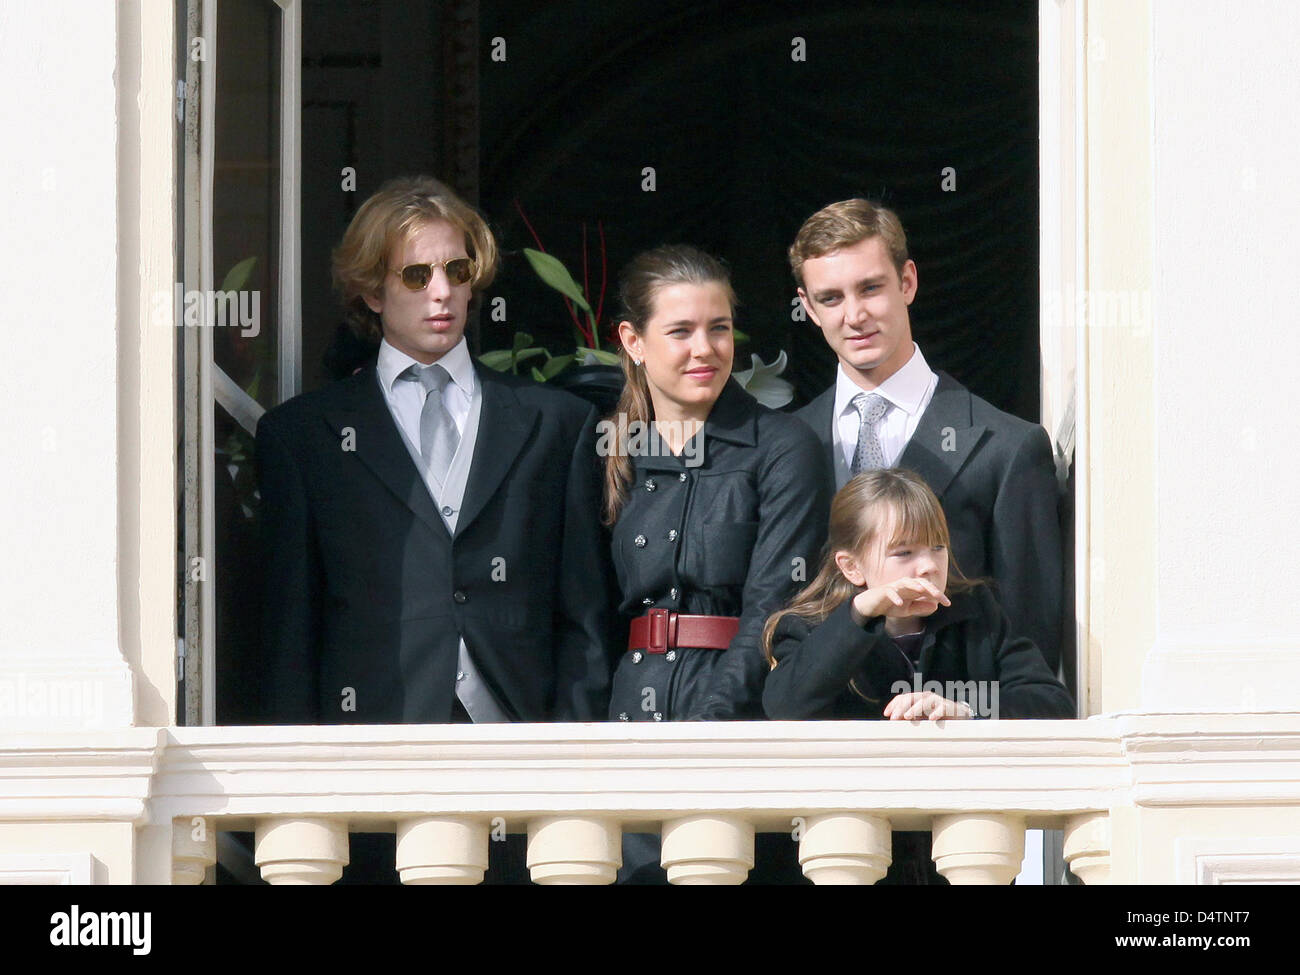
{"left": 763, "top": 468, "right": 1073, "bottom": 723}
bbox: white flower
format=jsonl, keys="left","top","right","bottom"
{"left": 732, "top": 351, "right": 794, "bottom": 409}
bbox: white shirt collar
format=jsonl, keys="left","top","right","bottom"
{"left": 377, "top": 337, "right": 476, "bottom": 396}
{"left": 833, "top": 343, "right": 932, "bottom": 419}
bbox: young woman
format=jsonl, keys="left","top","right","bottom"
{"left": 605, "top": 245, "right": 830, "bottom": 725}
{"left": 604, "top": 244, "right": 830, "bottom": 883}
{"left": 763, "top": 467, "right": 1073, "bottom": 722}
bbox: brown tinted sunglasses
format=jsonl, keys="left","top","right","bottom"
{"left": 392, "top": 258, "right": 476, "bottom": 290}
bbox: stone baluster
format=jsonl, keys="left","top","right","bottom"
{"left": 171, "top": 816, "right": 216, "bottom": 885}
{"left": 798, "top": 813, "right": 892, "bottom": 884}
{"left": 660, "top": 814, "right": 754, "bottom": 885}
{"left": 526, "top": 816, "right": 621, "bottom": 884}
{"left": 931, "top": 813, "right": 1025, "bottom": 885}
{"left": 254, "top": 817, "right": 349, "bottom": 885}
{"left": 396, "top": 816, "right": 489, "bottom": 885}
{"left": 1063, "top": 811, "right": 1112, "bottom": 884}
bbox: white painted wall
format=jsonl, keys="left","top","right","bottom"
{"left": 0, "top": 2, "right": 133, "bottom": 727}
{"left": 1144, "top": 0, "right": 1300, "bottom": 708}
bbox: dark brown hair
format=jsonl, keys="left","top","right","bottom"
{"left": 602, "top": 245, "right": 737, "bottom": 525}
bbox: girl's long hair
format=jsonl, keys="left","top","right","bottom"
{"left": 762, "top": 468, "right": 979, "bottom": 663}
{"left": 602, "top": 245, "right": 737, "bottom": 525}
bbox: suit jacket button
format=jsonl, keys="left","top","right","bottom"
{"left": 678, "top": 472, "right": 688, "bottom": 482}
{"left": 645, "top": 479, "right": 656, "bottom": 492}
{"left": 652, "top": 712, "right": 664, "bottom": 721}
{"left": 631, "top": 650, "right": 643, "bottom": 664}
{"left": 665, "top": 650, "right": 677, "bottom": 662}
{"left": 666, "top": 529, "right": 678, "bottom": 541}
{"left": 634, "top": 534, "right": 647, "bottom": 548}
{"left": 641, "top": 597, "right": 654, "bottom": 606}
{"left": 618, "top": 712, "right": 630, "bottom": 721}
{"left": 453, "top": 590, "right": 468, "bottom": 604}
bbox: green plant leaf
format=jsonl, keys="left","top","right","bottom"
{"left": 523, "top": 248, "right": 592, "bottom": 313}
{"left": 511, "top": 331, "right": 535, "bottom": 352}
{"left": 531, "top": 365, "right": 547, "bottom": 383}
{"left": 575, "top": 346, "right": 621, "bottom": 366}
{"left": 478, "top": 350, "right": 515, "bottom": 371}
{"left": 514, "top": 347, "right": 546, "bottom": 364}
{"left": 732, "top": 327, "right": 750, "bottom": 344}
{"left": 541, "top": 354, "right": 574, "bottom": 379}
{"left": 220, "top": 256, "right": 257, "bottom": 293}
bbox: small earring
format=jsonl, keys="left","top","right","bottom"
{"left": 633, "top": 358, "right": 642, "bottom": 367}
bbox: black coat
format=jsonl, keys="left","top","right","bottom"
{"left": 798, "top": 371, "right": 1065, "bottom": 672}
{"left": 608, "top": 379, "right": 831, "bottom": 722}
{"left": 763, "top": 585, "right": 1074, "bottom": 720}
{"left": 252, "top": 363, "right": 614, "bottom": 725}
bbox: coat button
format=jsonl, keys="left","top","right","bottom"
{"left": 666, "top": 529, "right": 678, "bottom": 542}
{"left": 453, "top": 590, "right": 468, "bottom": 604}
{"left": 678, "top": 472, "right": 688, "bottom": 482}
{"left": 618, "top": 712, "right": 629, "bottom": 721}
{"left": 652, "top": 712, "right": 664, "bottom": 721}
{"left": 665, "top": 650, "right": 677, "bottom": 662}
{"left": 634, "top": 534, "right": 647, "bottom": 548}
{"left": 645, "top": 479, "right": 656, "bottom": 492}
{"left": 670, "top": 587, "right": 679, "bottom": 600}
{"left": 642, "top": 597, "right": 654, "bottom": 606}
{"left": 632, "top": 650, "right": 643, "bottom": 664}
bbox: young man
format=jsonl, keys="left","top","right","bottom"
{"left": 255, "top": 176, "right": 612, "bottom": 728}
{"left": 791, "top": 199, "right": 1064, "bottom": 674}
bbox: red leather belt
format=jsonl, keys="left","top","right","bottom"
{"left": 628, "top": 609, "right": 740, "bottom": 654}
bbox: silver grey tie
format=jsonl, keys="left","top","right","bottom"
{"left": 851, "top": 392, "right": 892, "bottom": 475}
{"left": 405, "top": 363, "right": 459, "bottom": 487}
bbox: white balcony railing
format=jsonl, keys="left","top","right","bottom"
{"left": 131, "top": 719, "right": 1127, "bottom": 884}
{"left": 18, "top": 714, "right": 1300, "bottom": 884}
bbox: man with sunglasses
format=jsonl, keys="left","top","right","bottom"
{"left": 254, "top": 175, "right": 612, "bottom": 741}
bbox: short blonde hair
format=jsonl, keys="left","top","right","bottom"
{"left": 788, "top": 199, "right": 909, "bottom": 288}
{"left": 331, "top": 175, "right": 499, "bottom": 341}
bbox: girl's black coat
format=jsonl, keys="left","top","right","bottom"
{"left": 763, "top": 585, "right": 1074, "bottom": 720}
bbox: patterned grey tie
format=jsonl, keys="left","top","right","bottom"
{"left": 404, "top": 363, "right": 459, "bottom": 486}
{"left": 851, "top": 392, "right": 892, "bottom": 475}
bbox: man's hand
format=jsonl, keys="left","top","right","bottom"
{"left": 883, "top": 691, "right": 973, "bottom": 722}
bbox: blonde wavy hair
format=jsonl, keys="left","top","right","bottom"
{"left": 331, "top": 175, "right": 499, "bottom": 342}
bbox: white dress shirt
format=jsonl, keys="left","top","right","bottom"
{"left": 376, "top": 336, "right": 480, "bottom": 526}
{"left": 832, "top": 343, "right": 939, "bottom": 477}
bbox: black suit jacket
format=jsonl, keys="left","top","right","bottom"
{"left": 796, "top": 371, "right": 1064, "bottom": 671}
{"left": 253, "top": 363, "right": 613, "bottom": 724}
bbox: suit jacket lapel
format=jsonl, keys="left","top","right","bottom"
{"left": 323, "top": 367, "right": 449, "bottom": 541}
{"left": 898, "top": 371, "right": 986, "bottom": 499}
{"left": 456, "top": 367, "right": 539, "bottom": 537}
{"left": 799, "top": 386, "right": 837, "bottom": 476}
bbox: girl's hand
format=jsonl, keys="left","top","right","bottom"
{"left": 851, "top": 577, "right": 951, "bottom": 621}
{"left": 883, "top": 691, "right": 973, "bottom": 722}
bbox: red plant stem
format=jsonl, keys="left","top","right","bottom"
{"left": 516, "top": 198, "right": 587, "bottom": 340}
{"left": 581, "top": 223, "right": 589, "bottom": 312}
{"left": 514, "top": 199, "right": 546, "bottom": 252}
